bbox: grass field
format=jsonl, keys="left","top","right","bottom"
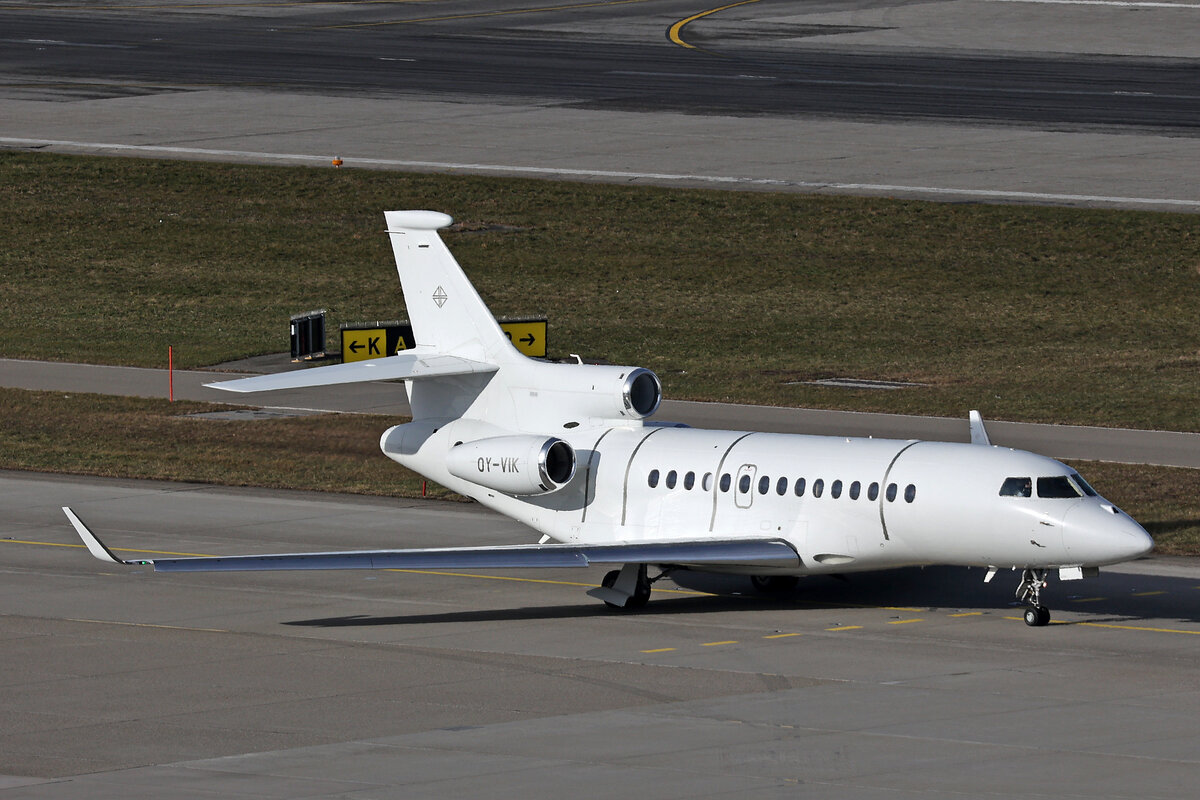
{"left": 2, "top": 389, "right": 1196, "bottom": 554}
{"left": 2, "top": 152, "right": 1198, "bottom": 431}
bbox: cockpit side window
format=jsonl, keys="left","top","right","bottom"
{"left": 1069, "top": 473, "right": 1098, "bottom": 497}
{"left": 999, "top": 477, "right": 1032, "bottom": 497}
{"left": 1037, "top": 476, "right": 1081, "bottom": 498}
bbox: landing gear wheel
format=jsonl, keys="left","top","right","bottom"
{"left": 599, "top": 566, "right": 652, "bottom": 611}
{"left": 750, "top": 575, "right": 800, "bottom": 596}
{"left": 1016, "top": 569, "right": 1052, "bottom": 627}
{"left": 1023, "top": 605, "right": 1051, "bottom": 627}
{"left": 600, "top": 569, "right": 623, "bottom": 610}
{"left": 626, "top": 579, "right": 652, "bottom": 610}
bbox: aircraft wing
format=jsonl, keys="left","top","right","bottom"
{"left": 63, "top": 507, "right": 800, "bottom": 572}
{"left": 205, "top": 349, "right": 497, "bottom": 393}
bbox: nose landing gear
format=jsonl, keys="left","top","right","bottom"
{"left": 1017, "top": 568, "right": 1052, "bottom": 626}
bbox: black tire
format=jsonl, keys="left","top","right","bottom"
{"left": 626, "top": 582, "right": 651, "bottom": 610}
{"left": 600, "top": 569, "right": 624, "bottom": 610}
{"left": 1024, "top": 606, "right": 1051, "bottom": 627}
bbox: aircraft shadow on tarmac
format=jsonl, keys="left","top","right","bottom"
{"left": 282, "top": 562, "right": 1200, "bottom": 628}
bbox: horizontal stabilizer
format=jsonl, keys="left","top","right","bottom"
{"left": 205, "top": 349, "right": 497, "bottom": 393}
{"left": 62, "top": 509, "right": 800, "bottom": 572}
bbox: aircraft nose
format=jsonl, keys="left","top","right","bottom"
{"left": 1062, "top": 502, "right": 1154, "bottom": 565}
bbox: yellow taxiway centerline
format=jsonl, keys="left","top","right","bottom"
{"left": 667, "top": 0, "right": 760, "bottom": 50}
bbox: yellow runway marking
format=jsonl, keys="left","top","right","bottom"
{"left": 701, "top": 640, "right": 738, "bottom": 646}
{"left": 1079, "top": 621, "right": 1200, "bottom": 635}
{"left": 887, "top": 618, "right": 923, "bottom": 625}
{"left": 763, "top": 632, "right": 802, "bottom": 639}
{"left": 1069, "top": 597, "right": 1106, "bottom": 603}
{"left": 1004, "top": 616, "right": 1200, "bottom": 635}
{"left": 826, "top": 625, "right": 862, "bottom": 632}
{"left": 641, "top": 647, "right": 677, "bottom": 653}
{"left": 3, "top": 538, "right": 212, "bottom": 558}
{"left": 667, "top": 0, "right": 760, "bottom": 50}
{"left": 949, "top": 612, "right": 982, "bottom": 617}
{"left": 1131, "top": 590, "right": 1167, "bottom": 597}
{"left": 316, "top": 0, "right": 655, "bottom": 30}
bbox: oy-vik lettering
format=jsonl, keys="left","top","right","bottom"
{"left": 476, "top": 456, "right": 520, "bottom": 473}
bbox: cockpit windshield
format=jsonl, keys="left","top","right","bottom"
{"left": 1002, "top": 474, "right": 1097, "bottom": 499}
{"left": 999, "top": 477, "right": 1032, "bottom": 497}
{"left": 1069, "top": 472, "right": 1098, "bottom": 497}
{"left": 1037, "top": 476, "right": 1081, "bottom": 498}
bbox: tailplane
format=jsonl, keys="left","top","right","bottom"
{"left": 206, "top": 211, "right": 519, "bottom": 401}
{"left": 385, "top": 211, "right": 520, "bottom": 366}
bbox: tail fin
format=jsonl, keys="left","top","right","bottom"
{"left": 385, "top": 211, "right": 519, "bottom": 365}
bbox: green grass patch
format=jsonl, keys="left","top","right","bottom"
{"left": 2, "top": 152, "right": 1198, "bottom": 430}
{"left": 1, "top": 389, "right": 1196, "bottom": 554}
{"left": 0, "top": 388, "right": 454, "bottom": 499}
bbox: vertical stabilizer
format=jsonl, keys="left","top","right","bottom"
{"left": 384, "top": 211, "right": 519, "bottom": 365}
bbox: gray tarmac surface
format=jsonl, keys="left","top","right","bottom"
{"left": 2, "top": 0, "right": 1200, "bottom": 209}
{"left": 3, "top": 2, "right": 1200, "bottom": 795}
{"left": 4, "top": 470, "right": 1200, "bottom": 797}
{"left": 4, "top": 356, "right": 1199, "bottom": 468}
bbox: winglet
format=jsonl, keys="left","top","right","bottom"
{"left": 968, "top": 410, "right": 992, "bottom": 446}
{"left": 62, "top": 507, "right": 140, "bottom": 565}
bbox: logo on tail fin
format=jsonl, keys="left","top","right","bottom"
{"left": 432, "top": 286, "right": 448, "bottom": 308}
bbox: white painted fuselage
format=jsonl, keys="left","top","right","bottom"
{"left": 386, "top": 418, "right": 1152, "bottom": 577}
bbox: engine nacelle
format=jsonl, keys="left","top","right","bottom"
{"left": 524, "top": 364, "right": 662, "bottom": 422}
{"left": 446, "top": 435, "right": 577, "bottom": 496}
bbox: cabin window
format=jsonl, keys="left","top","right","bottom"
{"left": 868, "top": 482, "right": 879, "bottom": 501}
{"left": 666, "top": 470, "right": 677, "bottom": 489}
{"left": 720, "top": 473, "right": 732, "bottom": 492}
{"left": 684, "top": 471, "right": 696, "bottom": 490}
{"left": 758, "top": 475, "right": 770, "bottom": 495}
{"left": 648, "top": 469, "right": 660, "bottom": 488}
{"left": 904, "top": 484, "right": 917, "bottom": 503}
{"left": 813, "top": 479, "right": 825, "bottom": 498}
{"left": 1038, "top": 476, "right": 1081, "bottom": 498}
{"left": 999, "top": 477, "right": 1032, "bottom": 497}
{"left": 703, "top": 472, "right": 714, "bottom": 491}
{"left": 776, "top": 477, "right": 788, "bottom": 496}
{"left": 794, "top": 477, "right": 806, "bottom": 497}
{"left": 831, "top": 480, "right": 843, "bottom": 499}
{"left": 849, "top": 481, "right": 861, "bottom": 500}
{"left": 1069, "top": 473, "right": 1098, "bottom": 497}
{"left": 886, "top": 483, "right": 898, "bottom": 502}
{"left": 739, "top": 474, "right": 752, "bottom": 494}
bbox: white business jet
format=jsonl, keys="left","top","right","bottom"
{"left": 64, "top": 210, "right": 1153, "bottom": 626}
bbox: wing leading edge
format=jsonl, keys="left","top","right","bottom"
{"left": 204, "top": 349, "right": 497, "bottom": 394}
{"left": 62, "top": 508, "right": 800, "bottom": 572}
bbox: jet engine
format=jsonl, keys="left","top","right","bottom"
{"left": 526, "top": 365, "right": 662, "bottom": 422}
{"left": 446, "top": 435, "right": 577, "bottom": 496}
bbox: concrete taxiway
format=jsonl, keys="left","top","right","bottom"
{"left": 4, "top": 470, "right": 1200, "bottom": 797}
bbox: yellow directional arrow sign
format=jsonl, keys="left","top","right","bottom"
{"left": 500, "top": 319, "right": 546, "bottom": 358}
{"left": 341, "top": 318, "right": 545, "bottom": 361}
{"left": 341, "top": 328, "right": 386, "bottom": 363}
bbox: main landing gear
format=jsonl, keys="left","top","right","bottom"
{"left": 589, "top": 563, "right": 665, "bottom": 610}
{"left": 1017, "top": 568, "right": 1052, "bottom": 627}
